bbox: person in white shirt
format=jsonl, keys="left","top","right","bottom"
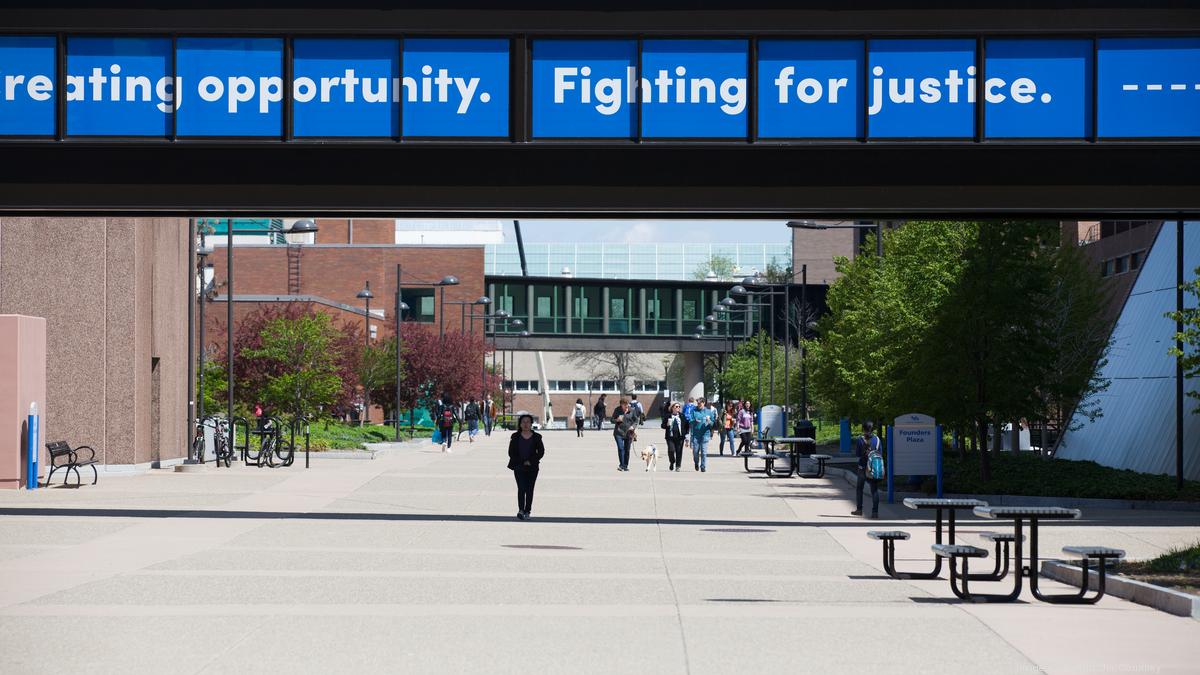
{"left": 573, "top": 398, "right": 586, "bottom": 437}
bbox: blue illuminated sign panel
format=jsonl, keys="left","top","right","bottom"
{"left": 757, "top": 40, "right": 864, "bottom": 139}
{"left": 1098, "top": 38, "right": 1200, "bottom": 138}
{"left": 641, "top": 39, "right": 748, "bottom": 138}
{"left": 0, "top": 36, "right": 55, "bottom": 136}
{"left": 985, "top": 39, "right": 1092, "bottom": 139}
{"left": 176, "top": 37, "right": 283, "bottom": 137}
{"left": 867, "top": 39, "right": 976, "bottom": 138}
{"left": 401, "top": 38, "right": 508, "bottom": 138}
{"left": 532, "top": 40, "right": 637, "bottom": 139}
{"left": 67, "top": 37, "right": 173, "bottom": 136}
{"left": 293, "top": 39, "right": 400, "bottom": 138}
{"left": 0, "top": 34, "right": 1198, "bottom": 141}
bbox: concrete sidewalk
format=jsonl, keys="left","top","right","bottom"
{"left": 0, "top": 429, "right": 1197, "bottom": 674}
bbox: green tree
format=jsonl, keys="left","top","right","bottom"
{"left": 692, "top": 255, "right": 737, "bottom": 280}
{"left": 717, "top": 331, "right": 793, "bottom": 405}
{"left": 764, "top": 260, "right": 794, "bottom": 284}
{"left": 198, "top": 354, "right": 228, "bottom": 419}
{"left": 357, "top": 337, "right": 399, "bottom": 426}
{"left": 1035, "top": 244, "right": 1113, "bottom": 449}
{"left": 244, "top": 313, "right": 345, "bottom": 418}
{"left": 1168, "top": 265, "right": 1200, "bottom": 414}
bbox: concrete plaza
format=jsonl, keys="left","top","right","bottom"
{"left": 0, "top": 429, "right": 1197, "bottom": 674}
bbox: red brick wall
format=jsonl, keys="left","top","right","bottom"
{"left": 313, "top": 218, "right": 395, "bottom": 245}
{"left": 207, "top": 244, "right": 484, "bottom": 336}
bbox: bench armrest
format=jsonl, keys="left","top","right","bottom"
{"left": 71, "top": 445, "right": 97, "bottom": 463}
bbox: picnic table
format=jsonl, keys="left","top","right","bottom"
{"left": 768, "top": 436, "right": 826, "bottom": 478}
{"left": 961, "top": 505, "right": 1086, "bottom": 603}
{"left": 886, "top": 498, "right": 987, "bottom": 579}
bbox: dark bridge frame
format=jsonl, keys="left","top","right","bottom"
{"left": 1, "top": 0, "right": 1198, "bottom": 217}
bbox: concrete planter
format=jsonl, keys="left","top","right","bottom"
{"left": 1041, "top": 561, "right": 1200, "bottom": 620}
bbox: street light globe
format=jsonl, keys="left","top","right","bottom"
{"left": 398, "top": 301, "right": 410, "bottom": 312}
{"left": 510, "top": 319, "right": 524, "bottom": 328}
{"left": 519, "top": 330, "right": 530, "bottom": 337}
{"left": 494, "top": 309, "right": 510, "bottom": 319}
{"left": 287, "top": 219, "right": 319, "bottom": 234}
{"left": 439, "top": 275, "right": 460, "bottom": 286}
{"left": 475, "top": 296, "right": 491, "bottom": 305}
{"left": 721, "top": 297, "right": 737, "bottom": 306}
{"left": 356, "top": 281, "right": 374, "bottom": 300}
{"left": 705, "top": 314, "right": 716, "bottom": 322}
{"left": 730, "top": 285, "right": 746, "bottom": 294}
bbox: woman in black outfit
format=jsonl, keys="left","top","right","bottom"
{"left": 661, "top": 401, "right": 686, "bottom": 472}
{"left": 507, "top": 414, "right": 545, "bottom": 520}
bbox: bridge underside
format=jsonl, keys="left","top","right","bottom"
{"left": 492, "top": 335, "right": 722, "bottom": 353}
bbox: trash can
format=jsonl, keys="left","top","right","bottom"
{"left": 792, "top": 418, "right": 817, "bottom": 452}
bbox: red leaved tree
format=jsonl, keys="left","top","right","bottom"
{"left": 396, "top": 323, "right": 500, "bottom": 424}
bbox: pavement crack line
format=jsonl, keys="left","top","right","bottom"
{"left": 649, "top": 468, "right": 693, "bottom": 675}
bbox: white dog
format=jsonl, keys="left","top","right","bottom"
{"left": 640, "top": 444, "right": 658, "bottom": 472}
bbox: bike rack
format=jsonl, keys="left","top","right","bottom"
{"left": 288, "top": 416, "right": 311, "bottom": 469}
{"left": 232, "top": 416, "right": 250, "bottom": 463}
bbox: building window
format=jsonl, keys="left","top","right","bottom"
{"left": 400, "top": 289, "right": 435, "bottom": 323}
{"left": 1129, "top": 250, "right": 1143, "bottom": 270}
{"left": 1114, "top": 256, "right": 1127, "bottom": 274}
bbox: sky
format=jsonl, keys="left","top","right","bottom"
{"left": 500, "top": 219, "right": 792, "bottom": 244}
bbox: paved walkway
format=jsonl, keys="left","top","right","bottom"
{"left": 0, "top": 429, "right": 1197, "bottom": 674}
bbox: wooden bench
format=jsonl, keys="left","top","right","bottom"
{"left": 933, "top": 543, "right": 990, "bottom": 601}
{"left": 44, "top": 440, "right": 98, "bottom": 487}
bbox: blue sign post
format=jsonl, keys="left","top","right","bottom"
{"left": 27, "top": 402, "right": 39, "bottom": 490}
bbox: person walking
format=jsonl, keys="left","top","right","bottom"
{"left": 661, "top": 401, "right": 685, "bottom": 471}
{"left": 852, "top": 421, "right": 882, "bottom": 519}
{"left": 483, "top": 396, "right": 493, "bottom": 437}
{"left": 507, "top": 414, "right": 545, "bottom": 520}
{"left": 719, "top": 401, "right": 736, "bottom": 455}
{"left": 434, "top": 393, "right": 458, "bottom": 453}
{"left": 464, "top": 398, "right": 480, "bottom": 443}
{"left": 611, "top": 398, "right": 636, "bottom": 471}
{"left": 736, "top": 400, "right": 755, "bottom": 455}
{"left": 689, "top": 397, "right": 716, "bottom": 472}
{"left": 630, "top": 394, "right": 645, "bottom": 425}
{"left": 681, "top": 397, "right": 695, "bottom": 448}
{"left": 593, "top": 394, "right": 607, "bottom": 431}
{"left": 573, "top": 398, "right": 586, "bottom": 437}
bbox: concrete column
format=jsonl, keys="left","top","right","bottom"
{"left": 675, "top": 288, "right": 683, "bottom": 336}
{"left": 638, "top": 288, "right": 647, "bottom": 335}
{"left": 602, "top": 287, "right": 610, "bottom": 334}
{"left": 565, "top": 286, "right": 572, "bottom": 333}
{"left": 684, "top": 351, "right": 704, "bottom": 401}
{"left": 527, "top": 285, "right": 535, "bottom": 332}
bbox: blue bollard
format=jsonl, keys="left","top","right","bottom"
{"left": 27, "top": 402, "right": 39, "bottom": 490}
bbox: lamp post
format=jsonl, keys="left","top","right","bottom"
{"left": 392, "top": 270, "right": 459, "bottom": 439}
{"left": 212, "top": 218, "right": 318, "bottom": 466}
{"left": 437, "top": 275, "right": 461, "bottom": 339}
{"left": 357, "top": 281, "right": 374, "bottom": 346}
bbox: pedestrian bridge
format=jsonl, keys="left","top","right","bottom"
{"left": 484, "top": 274, "right": 824, "bottom": 353}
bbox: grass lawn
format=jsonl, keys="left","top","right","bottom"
{"left": 936, "top": 451, "right": 1200, "bottom": 502}
{"left": 1100, "top": 542, "right": 1200, "bottom": 594}
{"left": 306, "top": 423, "right": 408, "bottom": 451}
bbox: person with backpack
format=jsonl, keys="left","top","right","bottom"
{"left": 853, "top": 421, "right": 883, "bottom": 519}
{"left": 681, "top": 397, "right": 696, "bottom": 447}
{"left": 661, "top": 401, "right": 685, "bottom": 471}
{"left": 573, "top": 398, "right": 586, "bottom": 437}
{"left": 434, "top": 393, "right": 458, "bottom": 453}
{"left": 689, "top": 397, "right": 717, "bottom": 472}
{"left": 630, "top": 394, "right": 645, "bottom": 425}
{"left": 593, "top": 394, "right": 607, "bottom": 431}
{"left": 464, "top": 398, "right": 480, "bottom": 443}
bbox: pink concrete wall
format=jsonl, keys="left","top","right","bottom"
{"left": 0, "top": 315, "right": 46, "bottom": 489}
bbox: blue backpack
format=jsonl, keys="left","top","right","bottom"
{"left": 863, "top": 435, "right": 885, "bottom": 479}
